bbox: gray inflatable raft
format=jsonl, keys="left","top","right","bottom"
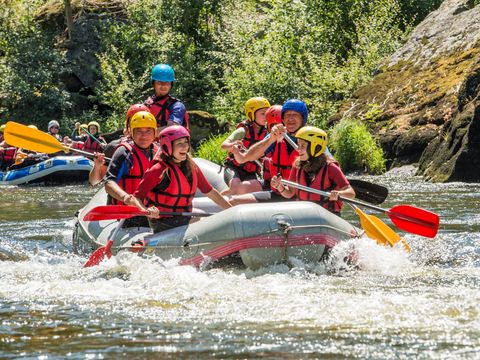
{"left": 73, "top": 158, "right": 363, "bottom": 269}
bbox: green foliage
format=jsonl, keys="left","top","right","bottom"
{"left": 211, "top": 0, "right": 412, "bottom": 129}
{"left": 0, "top": 2, "right": 71, "bottom": 131}
{"left": 330, "top": 118, "right": 386, "bottom": 174}
{"left": 194, "top": 132, "right": 229, "bottom": 164}
{"left": 0, "top": 0, "right": 443, "bottom": 143}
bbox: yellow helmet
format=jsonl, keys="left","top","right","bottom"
{"left": 28, "top": 124, "right": 38, "bottom": 130}
{"left": 80, "top": 123, "right": 88, "bottom": 129}
{"left": 0, "top": 124, "right": 5, "bottom": 133}
{"left": 130, "top": 111, "right": 156, "bottom": 131}
{"left": 295, "top": 126, "right": 328, "bottom": 158}
{"left": 245, "top": 97, "right": 271, "bottom": 122}
{"left": 87, "top": 121, "right": 100, "bottom": 132}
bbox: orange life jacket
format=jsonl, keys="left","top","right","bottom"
{"left": 145, "top": 161, "right": 197, "bottom": 215}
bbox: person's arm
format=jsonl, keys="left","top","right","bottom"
{"left": 206, "top": 188, "right": 232, "bottom": 209}
{"left": 168, "top": 101, "right": 187, "bottom": 126}
{"left": 196, "top": 165, "right": 232, "bottom": 209}
{"left": 89, "top": 153, "right": 106, "bottom": 186}
{"left": 221, "top": 127, "right": 246, "bottom": 151}
{"left": 327, "top": 163, "right": 356, "bottom": 201}
{"left": 270, "top": 171, "right": 296, "bottom": 199}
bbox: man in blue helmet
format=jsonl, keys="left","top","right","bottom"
{"left": 229, "top": 98, "right": 307, "bottom": 203}
{"left": 144, "top": 64, "right": 189, "bottom": 132}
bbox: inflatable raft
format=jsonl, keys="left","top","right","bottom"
{"left": 0, "top": 155, "right": 93, "bottom": 185}
{"left": 73, "top": 158, "right": 363, "bottom": 269}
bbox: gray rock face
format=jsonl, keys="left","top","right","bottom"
{"left": 389, "top": 0, "right": 480, "bottom": 67}
{"left": 332, "top": 0, "right": 480, "bottom": 182}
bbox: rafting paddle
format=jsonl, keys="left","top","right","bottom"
{"left": 280, "top": 179, "right": 439, "bottom": 238}
{"left": 281, "top": 132, "right": 389, "bottom": 205}
{"left": 4, "top": 121, "right": 111, "bottom": 160}
{"left": 353, "top": 205, "right": 411, "bottom": 251}
{"left": 83, "top": 219, "right": 125, "bottom": 267}
{"left": 83, "top": 205, "right": 214, "bottom": 221}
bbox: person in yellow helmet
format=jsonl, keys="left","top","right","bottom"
{"left": 221, "top": 97, "right": 270, "bottom": 195}
{"left": 271, "top": 126, "right": 355, "bottom": 216}
{"left": 103, "top": 111, "right": 158, "bottom": 227}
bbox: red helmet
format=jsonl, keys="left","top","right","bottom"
{"left": 125, "top": 104, "right": 150, "bottom": 129}
{"left": 266, "top": 105, "right": 282, "bottom": 132}
{"left": 159, "top": 125, "right": 190, "bottom": 156}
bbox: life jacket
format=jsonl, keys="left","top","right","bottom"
{"left": 270, "top": 139, "right": 298, "bottom": 193}
{"left": 1, "top": 146, "right": 16, "bottom": 163}
{"left": 82, "top": 135, "right": 104, "bottom": 154}
{"left": 225, "top": 121, "right": 267, "bottom": 173}
{"left": 145, "top": 161, "right": 197, "bottom": 215}
{"left": 145, "top": 95, "right": 189, "bottom": 130}
{"left": 262, "top": 156, "right": 272, "bottom": 184}
{"left": 295, "top": 161, "right": 343, "bottom": 214}
{"left": 109, "top": 141, "right": 158, "bottom": 205}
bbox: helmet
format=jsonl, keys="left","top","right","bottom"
{"left": 295, "top": 126, "right": 328, "bottom": 157}
{"left": 0, "top": 124, "right": 5, "bottom": 133}
{"left": 159, "top": 125, "right": 190, "bottom": 156}
{"left": 87, "top": 121, "right": 100, "bottom": 132}
{"left": 151, "top": 64, "right": 175, "bottom": 82}
{"left": 80, "top": 123, "right": 88, "bottom": 129}
{"left": 245, "top": 97, "right": 270, "bottom": 122}
{"left": 125, "top": 104, "right": 150, "bottom": 129}
{"left": 281, "top": 99, "right": 308, "bottom": 125}
{"left": 265, "top": 105, "right": 282, "bottom": 132}
{"left": 48, "top": 120, "right": 60, "bottom": 130}
{"left": 130, "top": 111, "right": 156, "bottom": 131}
{"left": 28, "top": 124, "right": 38, "bottom": 130}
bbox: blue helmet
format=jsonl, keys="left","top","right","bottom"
{"left": 151, "top": 64, "right": 175, "bottom": 82}
{"left": 281, "top": 99, "right": 308, "bottom": 125}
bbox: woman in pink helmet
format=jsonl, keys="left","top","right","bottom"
{"left": 129, "top": 125, "right": 231, "bottom": 233}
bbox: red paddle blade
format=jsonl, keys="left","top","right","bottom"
{"left": 387, "top": 205, "right": 440, "bottom": 238}
{"left": 83, "top": 240, "right": 114, "bottom": 267}
{"left": 83, "top": 205, "right": 146, "bottom": 221}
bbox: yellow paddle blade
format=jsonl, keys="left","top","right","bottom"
{"left": 355, "top": 207, "right": 411, "bottom": 252}
{"left": 4, "top": 121, "right": 69, "bottom": 154}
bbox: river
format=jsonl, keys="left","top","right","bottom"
{"left": 0, "top": 169, "right": 479, "bottom": 359}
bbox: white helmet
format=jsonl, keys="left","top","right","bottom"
{"left": 48, "top": 120, "right": 60, "bottom": 130}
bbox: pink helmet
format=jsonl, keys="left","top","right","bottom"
{"left": 159, "top": 125, "right": 190, "bottom": 156}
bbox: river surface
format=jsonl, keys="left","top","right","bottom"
{"left": 1, "top": 169, "right": 479, "bottom": 359}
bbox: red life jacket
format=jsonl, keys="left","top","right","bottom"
{"left": 225, "top": 121, "right": 267, "bottom": 173}
{"left": 1, "top": 146, "right": 16, "bottom": 163}
{"left": 145, "top": 161, "right": 197, "bottom": 215}
{"left": 270, "top": 140, "right": 298, "bottom": 194}
{"left": 110, "top": 141, "right": 157, "bottom": 205}
{"left": 145, "top": 95, "right": 189, "bottom": 130}
{"left": 82, "top": 136, "right": 104, "bottom": 154}
{"left": 295, "top": 162, "right": 343, "bottom": 214}
{"left": 262, "top": 156, "right": 272, "bottom": 183}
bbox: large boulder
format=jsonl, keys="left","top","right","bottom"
{"left": 331, "top": 0, "right": 480, "bottom": 182}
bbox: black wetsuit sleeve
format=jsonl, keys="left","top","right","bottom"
{"left": 105, "top": 146, "right": 129, "bottom": 182}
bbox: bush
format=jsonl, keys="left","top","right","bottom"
{"left": 330, "top": 118, "right": 386, "bottom": 174}
{"left": 194, "top": 132, "right": 229, "bottom": 164}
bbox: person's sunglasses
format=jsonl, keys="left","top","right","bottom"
{"left": 51, "top": 126, "right": 59, "bottom": 129}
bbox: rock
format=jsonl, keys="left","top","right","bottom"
{"left": 331, "top": 0, "right": 480, "bottom": 182}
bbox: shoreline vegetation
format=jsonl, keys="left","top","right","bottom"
{"left": 0, "top": 0, "right": 443, "bottom": 173}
